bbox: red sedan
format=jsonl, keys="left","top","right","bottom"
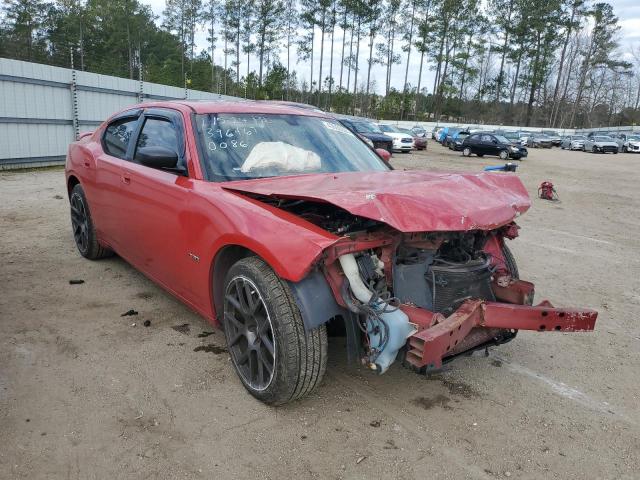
{"left": 65, "top": 101, "right": 597, "bottom": 405}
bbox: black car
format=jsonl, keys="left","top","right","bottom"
{"left": 461, "top": 132, "right": 527, "bottom": 160}
{"left": 338, "top": 118, "right": 394, "bottom": 153}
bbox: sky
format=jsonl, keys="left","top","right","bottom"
{"left": 143, "top": 0, "right": 640, "bottom": 95}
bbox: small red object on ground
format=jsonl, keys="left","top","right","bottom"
{"left": 538, "top": 181, "right": 558, "bottom": 201}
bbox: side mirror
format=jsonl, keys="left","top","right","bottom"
{"left": 136, "top": 146, "right": 178, "bottom": 169}
{"left": 492, "top": 139, "right": 498, "bottom": 144}
{"left": 375, "top": 148, "right": 392, "bottom": 164}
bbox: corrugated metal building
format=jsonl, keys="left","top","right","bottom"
{"left": 0, "top": 58, "right": 235, "bottom": 169}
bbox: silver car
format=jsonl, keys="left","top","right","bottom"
{"left": 583, "top": 136, "right": 619, "bottom": 154}
{"left": 614, "top": 133, "right": 640, "bottom": 153}
{"left": 560, "top": 135, "right": 586, "bottom": 151}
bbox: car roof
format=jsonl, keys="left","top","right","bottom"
{"left": 138, "top": 99, "right": 331, "bottom": 118}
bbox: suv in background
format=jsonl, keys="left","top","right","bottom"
{"left": 338, "top": 118, "right": 394, "bottom": 153}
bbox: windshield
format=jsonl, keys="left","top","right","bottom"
{"left": 195, "top": 114, "right": 389, "bottom": 181}
{"left": 494, "top": 135, "right": 511, "bottom": 144}
{"left": 543, "top": 131, "right": 559, "bottom": 136}
{"left": 412, "top": 127, "right": 426, "bottom": 135}
{"left": 628, "top": 136, "right": 640, "bottom": 141}
{"left": 351, "top": 121, "right": 381, "bottom": 134}
{"left": 594, "top": 136, "right": 612, "bottom": 141}
{"left": 457, "top": 132, "right": 470, "bottom": 140}
{"left": 572, "top": 136, "right": 585, "bottom": 140}
{"left": 378, "top": 124, "right": 401, "bottom": 133}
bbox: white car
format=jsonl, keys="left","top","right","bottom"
{"left": 621, "top": 134, "right": 640, "bottom": 153}
{"left": 377, "top": 124, "right": 414, "bottom": 153}
{"left": 583, "top": 136, "right": 619, "bottom": 154}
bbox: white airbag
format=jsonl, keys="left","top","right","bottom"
{"left": 240, "top": 141, "right": 321, "bottom": 173}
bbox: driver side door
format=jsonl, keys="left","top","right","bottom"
{"left": 116, "top": 108, "right": 198, "bottom": 301}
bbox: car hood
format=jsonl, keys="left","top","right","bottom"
{"left": 384, "top": 132, "right": 412, "bottom": 140}
{"left": 222, "top": 170, "right": 530, "bottom": 232}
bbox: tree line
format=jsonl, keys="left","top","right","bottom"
{"left": 1, "top": 0, "right": 639, "bottom": 128}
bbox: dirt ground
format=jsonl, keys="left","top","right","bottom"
{"left": 1, "top": 145, "right": 639, "bottom": 480}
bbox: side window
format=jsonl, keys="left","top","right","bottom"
{"left": 481, "top": 134, "right": 493, "bottom": 142}
{"left": 103, "top": 117, "right": 138, "bottom": 159}
{"left": 135, "top": 118, "right": 179, "bottom": 155}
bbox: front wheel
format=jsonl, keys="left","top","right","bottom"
{"left": 592, "top": 146, "right": 598, "bottom": 153}
{"left": 622, "top": 146, "right": 628, "bottom": 153}
{"left": 499, "top": 150, "right": 509, "bottom": 160}
{"left": 462, "top": 147, "right": 471, "bottom": 157}
{"left": 223, "top": 257, "right": 327, "bottom": 405}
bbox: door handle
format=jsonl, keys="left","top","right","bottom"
{"left": 83, "top": 161, "right": 90, "bottom": 168}
{"left": 121, "top": 174, "right": 131, "bottom": 185}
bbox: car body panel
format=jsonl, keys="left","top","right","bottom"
{"left": 221, "top": 170, "right": 531, "bottom": 233}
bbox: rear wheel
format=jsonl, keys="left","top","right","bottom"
{"left": 462, "top": 147, "right": 471, "bottom": 157}
{"left": 69, "top": 184, "right": 112, "bottom": 260}
{"left": 223, "top": 257, "right": 327, "bottom": 405}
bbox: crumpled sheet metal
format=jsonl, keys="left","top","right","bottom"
{"left": 223, "top": 170, "right": 531, "bottom": 232}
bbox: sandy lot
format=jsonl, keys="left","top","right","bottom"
{"left": 1, "top": 145, "right": 639, "bottom": 479}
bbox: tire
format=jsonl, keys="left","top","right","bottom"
{"left": 623, "top": 146, "right": 628, "bottom": 153}
{"left": 581, "top": 146, "right": 585, "bottom": 152}
{"left": 69, "top": 184, "right": 113, "bottom": 260}
{"left": 499, "top": 150, "right": 509, "bottom": 160}
{"left": 592, "top": 146, "right": 597, "bottom": 153}
{"left": 462, "top": 147, "right": 471, "bottom": 157}
{"left": 477, "top": 153, "right": 484, "bottom": 157}
{"left": 222, "top": 257, "right": 327, "bottom": 405}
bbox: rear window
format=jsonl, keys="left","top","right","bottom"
{"left": 103, "top": 117, "right": 138, "bottom": 159}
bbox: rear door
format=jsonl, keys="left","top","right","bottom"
{"left": 480, "top": 134, "right": 496, "bottom": 155}
{"left": 116, "top": 108, "right": 197, "bottom": 300}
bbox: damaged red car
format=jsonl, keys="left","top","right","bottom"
{"left": 65, "top": 101, "right": 598, "bottom": 405}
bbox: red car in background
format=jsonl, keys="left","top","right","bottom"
{"left": 65, "top": 101, "right": 597, "bottom": 405}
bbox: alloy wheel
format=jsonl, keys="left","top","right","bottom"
{"left": 224, "top": 276, "right": 275, "bottom": 391}
{"left": 70, "top": 193, "right": 89, "bottom": 254}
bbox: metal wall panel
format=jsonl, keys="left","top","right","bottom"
{"left": 0, "top": 58, "right": 238, "bottom": 169}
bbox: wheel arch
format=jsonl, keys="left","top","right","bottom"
{"left": 209, "top": 241, "right": 346, "bottom": 332}
{"left": 67, "top": 175, "right": 80, "bottom": 197}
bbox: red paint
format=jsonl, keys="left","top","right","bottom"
{"left": 406, "top": 299, "right": 597, "bottom": 369}
{"left": 222, "top": 169, "right": 531, "bottom": 233}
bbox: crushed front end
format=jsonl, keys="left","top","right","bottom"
{"left": 222, "top": 170, "right": 598, "bottom": 374}
{"left": 320, "top": 223, "right": 597, "bottom": 373}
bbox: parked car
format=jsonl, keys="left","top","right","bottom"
{"left": 443, "top": 128, "right": 463, "bottom": 148}
{"left": 377, "top": 123, "right": 414, "bottom": 152}
{"left": 541, "top": 130, "right": 562, "bottom": 146}
{"left": 527, "top": 134, "right": 553, "bottom": 148}
{"left": 411, "top": 126, "right": 427, "bottom": 137}
{"left": 614, "top": 133, "right": 640, "bottom": 153}
{"left": 398, "top": 127, "right": 427, "bottom": 150}
{"left": 449, "top": 130, "right": 471, "bottom": 151}
{"left": 338, "top": 118, "right": 393, "bottom": 153}
{"left": 65, "top": 100, "right": 597, "bottom": 404}
{"left": 498, "top": 131, "right": 522, "bottom": 145}
{"left": 461, "top": 132, "right": 527, "bottom": 160}
{"left": 518, "top": 131, "right": 534, "bottom": 145}
{"left": 583, "top": 135, "right": 618, "bottom": 153}
{"left": 560, "top": 135, "right": 586, "bottom": 150}
{"left": 432, "top": 126, "right": 442, "bottom": 140}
